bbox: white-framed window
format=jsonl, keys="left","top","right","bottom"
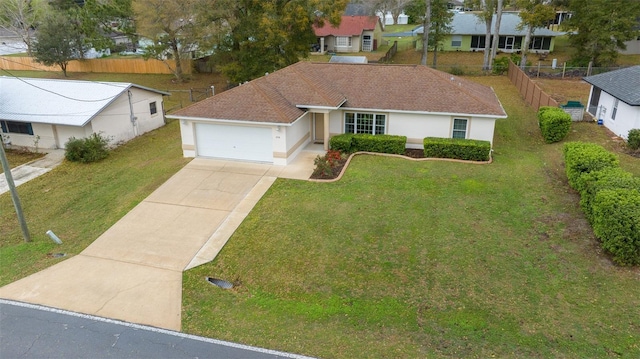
{"left": 149, "top": 101, "right": 157, "bottom": 115}
{"left": 452, "top": 118, "right": 468, "bottom": 139}
{"left": 344, "top": 112, "right": 386, "bottom": 134}
{"left": 336, "top": 36, "right": 352, "bottom": 47}
{"left": 611, "top": 99, "right": 618, "bottom": 120}
{"left": 451, "top": 35, "right": 462, "bottom": 47}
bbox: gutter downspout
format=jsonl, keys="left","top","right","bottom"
{"left": 128, "top": 90, "right": 138, "bottom": 137}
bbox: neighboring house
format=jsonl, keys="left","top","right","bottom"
{"left": 583, "top": 65, "right": 640, "bottom": 139}
{"left": 378, "top": 11, "right": 409, "bottom": 25}
{"left": 313, "top": 15, "right": 383, "bottom": 53}
{"left": 416, "top": 12, "right": 563, "bottom": 53}
{"left": 167, "top": 62, "right": 507, "bottom": 165}
{"left": 0, "top": 77, "right": 169, "bottom": 149}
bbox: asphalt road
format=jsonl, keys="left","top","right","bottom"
{"left": 0, "top": 300, "right": 315, "bottom": 359}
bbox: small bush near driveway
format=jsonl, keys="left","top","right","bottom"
{"left": 65, "top": 133, "right": 110, "bottom": 163}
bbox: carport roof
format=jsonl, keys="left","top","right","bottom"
{"left": 0, "top": 76, "right": 169, "bottom": 126}
{"left": 170, "top": 62, "right": 507, "bottom": 124}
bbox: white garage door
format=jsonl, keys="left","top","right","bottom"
{"left": 195, "top": 123, "right": 273, "bottom": 163}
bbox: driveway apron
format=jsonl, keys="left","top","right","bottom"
{"left": 0, "top": 155, "right": 316, "bottom": 331}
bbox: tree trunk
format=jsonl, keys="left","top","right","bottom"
{"left": 490, "top": 0, "right": 504, "bottom": 70}
{"left": 483, "top": 19, "right": 492, "bottom": 71}
{"left": 520, "top": 24, "right": 533, "bottom": 70}
{"left": 171, "top": 39, "right": 184, "bottom": 81}
{"left": 432, "top": 44, "right": 438, "bottom": 67}
{"left": 420, "top": 0, "right": 431, "bottom": 66}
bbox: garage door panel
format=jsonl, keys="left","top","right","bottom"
{"left": 196, "top": 123, "right": 273, "bottom": 163}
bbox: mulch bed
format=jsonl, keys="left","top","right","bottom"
{"left": 310, "top": 149, "right": 425, "bottom": 180}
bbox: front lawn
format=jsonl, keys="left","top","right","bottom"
{"left": 1, "top": 148, "right": 45, "bottom": 172}
{"left": 181, "top": 76, "right": 640, "bottom": 358}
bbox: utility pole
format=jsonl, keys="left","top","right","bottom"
{"left": 0, "top": 144, "right": 31, "bottom": 242}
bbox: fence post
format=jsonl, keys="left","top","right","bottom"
{"left": 562, "top": 62, "right": 566, "bottom": 78}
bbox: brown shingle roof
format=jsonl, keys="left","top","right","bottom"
{"left": 171, "top": 62, "right": 506, "bottom": 123}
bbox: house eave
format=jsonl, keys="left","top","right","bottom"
{"left": 165, "top": 114, "right": 299, "bottom": 127}
{"left": 339, "top": 107, "right": 507, "bottom": 119}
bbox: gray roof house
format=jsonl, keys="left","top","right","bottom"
{"left": 0, "top": 77, "right": 169, "bottom": 149}
{"left": 416, "top": 12, "right": 564, "bottom": 53}
{"left": 583, "top": 65, "right": 640, "bottom": 139}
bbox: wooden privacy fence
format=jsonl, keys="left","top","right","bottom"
{"left": 0, "top": 56, "right": 192, "bottom": 75}
{"left": 377, "top": 41, "right": 398, "bottom": 63}
{"left": 507, "top": 60, "right": 558, "bottom": 111}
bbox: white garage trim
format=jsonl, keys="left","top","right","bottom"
{"left": 195, "top": 123, "right": 273, "bottom": 163}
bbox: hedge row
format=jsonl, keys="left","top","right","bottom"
{"left": 423, "top": 137, "right": 491, "bottom": 161}
{"left": 563, "top": 141, "right": 640, "bottom": 266}
{"left": 538, "top": 106, "right": 572, "bottom": 143}
{"left": 563, "top": 141, "right": 619, "bottom": 189}
{"left": 329, "top": 134, "right": 406, "bottom": 154}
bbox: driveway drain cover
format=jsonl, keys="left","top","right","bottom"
{"left": 206, "top": 277, "right": 233, "bottom": 289}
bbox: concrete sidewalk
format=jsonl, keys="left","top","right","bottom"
{"left": 0, "top": 150, "right": 319, "bottom": 331}
{"left": 0, "top": 149, "right": 65, "bottom": 195}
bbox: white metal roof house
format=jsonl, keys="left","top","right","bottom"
{"left": 0, "top": 77, "right": 170, "bottom": 149}
{"left": 584, "top": 65, "right": 640, "bottom": 139}
{"left": 167, "top": 62, "right": 507, "bottom": 165}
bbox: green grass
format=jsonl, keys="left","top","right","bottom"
{"left": 2, "top": 148, "right": 45, "bottom": 172}
{"left": 0, "top": 120, "right": 190, "bottom": 286}
{"left": 181, "top": 76, "right": 640, "bottom": 358}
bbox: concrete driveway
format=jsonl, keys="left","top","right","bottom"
{"left": 0, "top": 152, "right": 318, "bottom": 331}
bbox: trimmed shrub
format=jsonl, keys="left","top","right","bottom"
{"left": 563, "top": 142, "right": 619, "bottom": 190}
{"left": 351, "top": 134, "right": 406, "bottom": 154}
{"left": 65, "top": 133, "right": 110, "bottom": 163}
{"left": 538, "top": 106, "right": 571, "bottom": 143}
{"left": 329, "top": 134, "right": 354, "bottom": 153}
{"left": 423, "top": 137, "right": 491, "bottom": 161}
{"left": 627, "top": 128, "right": 640, "bottom": 150}
{"left": 330, "top": 134, "right": 406, "bottom": 155}
{"left": 492, "top": 57, "right": 509, "bottom": 75}
{"left": 592, "top": 188, "right": 640, "bottom": 266}
{"left": 577, "top": 167, "right": 640, "bottom": 223}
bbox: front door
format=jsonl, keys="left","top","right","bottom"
{"left": 362, "top": 35, "right": 372, "bottom": 52}
{"left": 505, "top": 36, "right": 515, "bottom": 50}
{"left": 314, "top": 114, "right": 324, "bottom": 143}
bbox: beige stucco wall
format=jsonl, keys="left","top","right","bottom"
{"left": 327, "top": 110, "right": 497, "bottom": 147}
{"left": 179, "top": 120, "right": 197, "bottom": 157}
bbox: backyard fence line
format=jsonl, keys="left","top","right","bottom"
{"left": 0, "top": 56, "right": 192, "bottom": 75}
{"left": 377, "top": 41, "right": 398, "bottom": 63}
{"left": 507, "top": 60, "right": 559, "bottom": 111}
{"left": 518, "top": 61, "right": 625, "bottom": 79}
